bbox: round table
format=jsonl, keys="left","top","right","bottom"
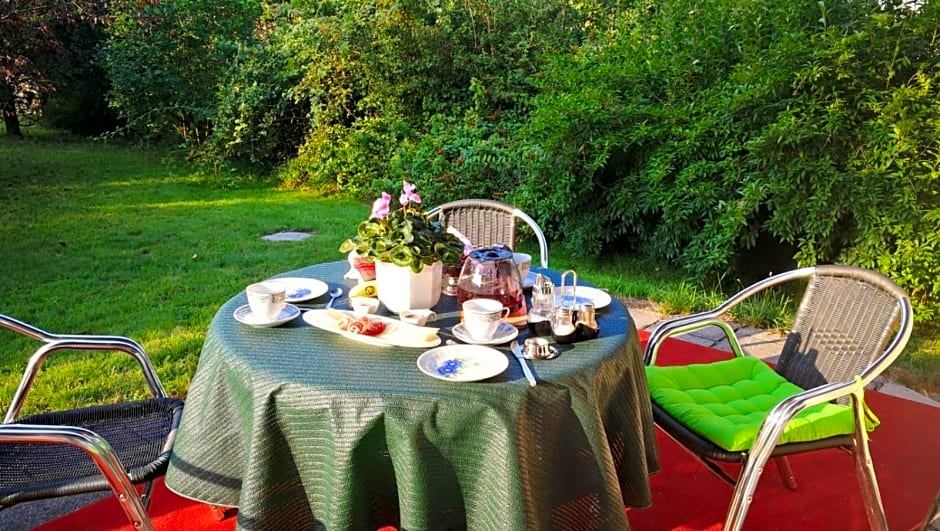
{"left": 165, "top": 261, "right": 659, "bottom": 530}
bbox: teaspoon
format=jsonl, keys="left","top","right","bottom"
{"left": 325, "top": 287, "right": 343, "bottom": 309}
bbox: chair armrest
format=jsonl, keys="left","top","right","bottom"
{"left": 643, "top": 267, "right": 818, "bottom": 365}
{"left": 644, "top": 316, "right": 745, "bottom": 364}
{"left": 749, "top": 380, "right": 861, "bottom": 463}
{"left": 4, "top": 338, "right": 168, "bottom": 423}
{"left": 1, "top": 313, "right": 149, "bottom": 348}
{"left": 0, "top": 424, "right": 153, "bottom": 531}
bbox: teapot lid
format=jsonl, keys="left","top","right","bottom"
{"left": 467, "top": 245, "right": 513, "bottom": 263}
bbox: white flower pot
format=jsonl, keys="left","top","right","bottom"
{"left": 374, "top": 260, "right": 443, "bottom": 313}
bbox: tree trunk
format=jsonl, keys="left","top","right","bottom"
{"left": 3, "top": 102, "right": 22, "bottom": 136}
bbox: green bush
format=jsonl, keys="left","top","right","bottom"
{"left": 102, "top": 0, "right": 260, "bottom": 145}
{"left": 203, "top": 0, "right": 589, "bottom": 196}
{"left": 200, "top": 4, "right": 311, "bottom": 171}
{"left": 98, "top": 0, "right": 940, "bottom": 320}
{"left": 515, "top": 0, "right": 940, "bottom": 321}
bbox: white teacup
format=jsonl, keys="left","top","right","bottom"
{"left": 512, "top": 252, "right": 532, "bottom": 281}
{"left": 462, "top": 299, "right": 510, "bottom": 340}
{"left": 399, "top": 309, "right": 437, "bottom": 326}
{"left": 350, "top": 296, "right": 380, "bottom": 317}
{"left": 246, "top": 281, "right": 287, "bottom": 322}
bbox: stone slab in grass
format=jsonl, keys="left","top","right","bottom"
{"left": 262, "top": 231, "right": 313, "bottom": 242}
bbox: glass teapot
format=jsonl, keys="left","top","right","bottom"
{"left": 456, "top": 245, "right": 528, "bottom": 326}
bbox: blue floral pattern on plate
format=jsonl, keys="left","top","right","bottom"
{"left": 288, "top": 287, "right": 312, "bottom": 299}
{"left": 436, "top": 359, "right": 463, "bottom": 377}
{"left": 417, "top": 345, "right": 509, "bottom": 382}
{"left": 274, "top": 277, "right": 329, "bottom": 303}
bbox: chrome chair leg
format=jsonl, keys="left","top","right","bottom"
{"left": 852, "top": 395, "right": 888, "bottom": 530}
{"left": 725, "top": 451, "right": 768, "bottom": 531}
{"left": 0, "top": 425, "right": 154, "bottom": 531}
{"left": 141, "top": 480, "right": 156, "bottom": 510}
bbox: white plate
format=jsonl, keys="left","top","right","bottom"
{"left": 417, "top": 344, "right": 509, "bottom": 382}
{"left": 554, "top": 286, "right": 612, "bottom": 310}
{"left": 274, "top": 277, "right": 329, "bottom": 303}
{"left": 452, "top": 322, "right": 519, "bottom": 345}
{"left": 303, "top": 309, "right": 441, "bottom": 348}
{"left": 233, "top": 304, "right": 300, "bottom": 328}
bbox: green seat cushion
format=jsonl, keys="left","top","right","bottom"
{"left": 646, "top": 356, "right": 872, "bottom": 452}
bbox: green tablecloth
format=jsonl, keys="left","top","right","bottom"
{"left": 165, "top": 261, "right": 659, "bottom": 530}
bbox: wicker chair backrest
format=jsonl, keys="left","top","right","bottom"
{"left": 776, "top": 266, "right": 904, "bottom": 400}
{"left": 435, "top": 201, "right": 517, "bottom": 250}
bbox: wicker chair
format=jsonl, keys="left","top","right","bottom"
{"left": 643, "top": 265, "right": 913, "bottom": 531}
{"left": 427, "top": 199, "right": 549, "bottom": 268}
{"left": 0, "top": 314, "right": 184, "bottom": 531}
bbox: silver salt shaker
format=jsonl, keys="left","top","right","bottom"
{"left": 527, "top": 274, "right": 555, "bottom": 337}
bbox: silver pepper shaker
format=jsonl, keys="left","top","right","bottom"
{"left": 575, "top": 302, "right": 600, "bottom": 340}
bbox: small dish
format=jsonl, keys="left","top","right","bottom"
{"left": 452, "top": 321, "right": 519, "bottom": 345}
{"left": 522, "top": 337, "right": 561, "bottom": 360}
{"left": 554, "top": 286, "right": 612, "bottom": 310}
{"left": 233, "top": 304, "right": 300, "bottom": 328}
{"left": 273, "top": 277, "right": 329, "bottom": 303}
{"left": 417, "top": 344, "right": 509, "bottom": 382}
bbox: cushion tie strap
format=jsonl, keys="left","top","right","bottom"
{"left": 854, "top": 375, "right": 880, "bottom": 435}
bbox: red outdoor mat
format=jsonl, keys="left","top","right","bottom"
{"left": 37, "top": 335, "right": 940, "bottom": 531}
{"left": 629, "top": 333, "right": 940, "bottom": 530}
{"left": 34, "top": 477, "right": 235, "bottom": 531}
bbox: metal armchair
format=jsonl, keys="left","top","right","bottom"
{"left": 643, "top": 265, "right": 913, "bottom": 531}
{"left": 427, "top": 199, "right": 550, "bottom": 268}
{"left": 0, "top": 314, "right": 184, "bottom": 531}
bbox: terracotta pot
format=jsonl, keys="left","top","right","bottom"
{"left": 347, "top": 250, "right": 376, "bottom": 281}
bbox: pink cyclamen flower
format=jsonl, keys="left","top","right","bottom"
{"left": 399, "top": 181, "right": 422, "bottom": 206}
{"left": 371, "top": 192, "right": 392, "bottom": 219}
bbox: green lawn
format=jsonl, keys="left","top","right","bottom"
{"left": 1, "top": 131, "right": 937, "bottom": 414}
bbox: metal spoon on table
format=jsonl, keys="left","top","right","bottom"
{"left": 325, "top": 287, "right": 343, "bottom": 309}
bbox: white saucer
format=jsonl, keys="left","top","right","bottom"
{"left": 452, "top": 322, "right": 519, "bottom": 345}
{"left": 554, "top": 286, "right": 612, "bottom": 309}
{"left": 417, "top": 344, "right": 509, "bottom": 382}
{"left": 274, "top": 277, "right": 329, "bottom": 303}
{"left": 233, "top": 304, "right": 300, "bottom": 328}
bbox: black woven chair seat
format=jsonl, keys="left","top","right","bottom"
{"left": 0, "top": 397, "right": 183, "bottom": 507}
{"left": 652, "top": 402, "right": 855, "bottom": 462}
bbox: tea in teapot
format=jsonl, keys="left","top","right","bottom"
{"left": 456, "top": 245, "right": 528, "bottom": 327}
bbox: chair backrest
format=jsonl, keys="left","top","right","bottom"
{"left": 775, "top": 265, "right": 911, "bottom": 396}
{"left": 427, "top": 199, "right": 549, "bottom": 268}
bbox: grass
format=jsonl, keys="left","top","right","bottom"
{"left": 1, "top": 130, "right": 938, "bottom": 414}
{"left": 0, "top": 132, "right": 365, "bottom": 413}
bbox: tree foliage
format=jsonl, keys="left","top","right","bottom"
{"left": 0, "top": 0, "right": 104, "bottom": 135}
